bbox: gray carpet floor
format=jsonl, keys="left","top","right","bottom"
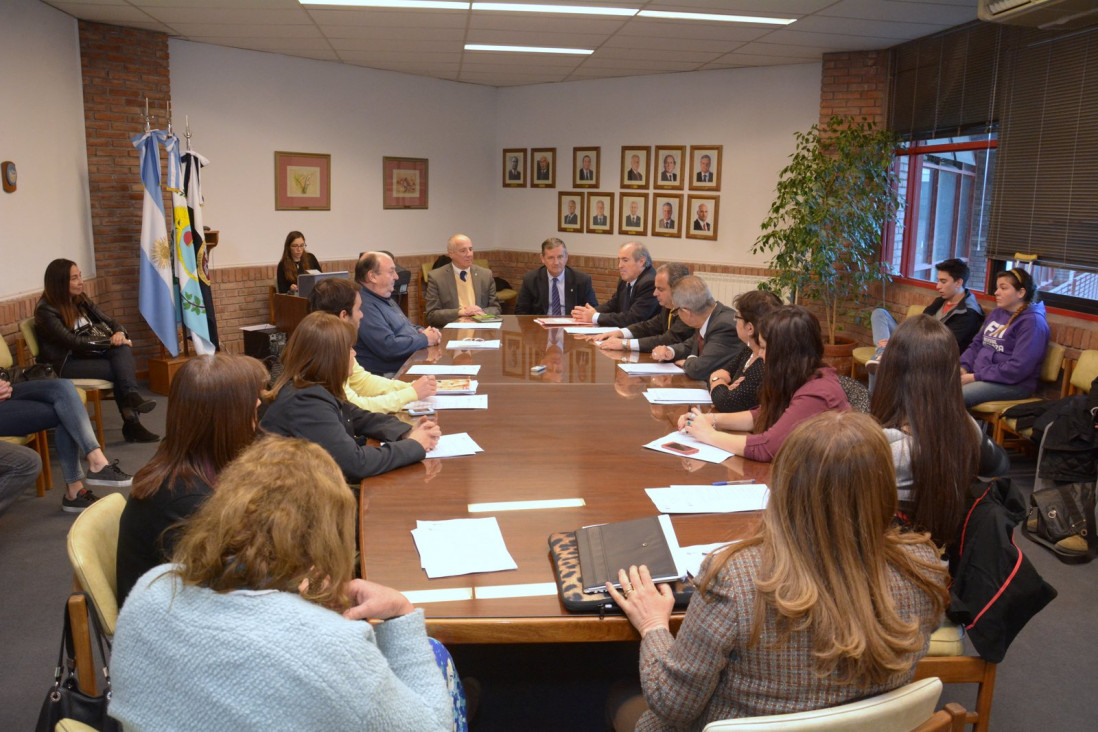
{"left": 1, "top": 397, "right": 1095, "bottom": 731}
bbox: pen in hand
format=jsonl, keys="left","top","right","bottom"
{"left": 712, "top": 479, "right": 755, "bottom": 486}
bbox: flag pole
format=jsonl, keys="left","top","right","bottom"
{"left": 165, "top": 100, "right": 191, "bottom": 358}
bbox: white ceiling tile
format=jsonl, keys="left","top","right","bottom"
{"left": 332, "top": 38, "right": 464, "bottom": 52}
{"left": 328, "top": 28, "right": 466, "bottom": 44}
{"left": 469, "top": 14, "right": 627, "bottom": 34}
{"left": 601, "top": 35, "right": 738, "bottom": 53}
{"left": 790, "top": 15, "right": 950, "bottom": 39}
{"left": 464, "top": 30, "right": 608, "bottom": 47}
{"left": 46, "top": 3, "right": 161, "bottom": 24}
{"left": 707, "top": 52, "right": 814, "bottom": 66}
{"left": 594, "top": 47, "right": 723, "bottom": 63}
{"left": 141, "top": 7, "right": 311, "bottom": 25}
{"left": 576, "top": 58, "right": 699, "bottom": 71}
{"left": 462, "top": 56, "right": 584, "bottom": 70}
{"left": 820, "top": 0, "right": 978, "bottom": 25}
{"left": 167, "top": 23, "right": 326, "bottom": 39}
{"left": 614, "top": 19, "right": 771, "bottom": 42}
{"left": 307, "top": 8, "right": 468, "bottom": 28}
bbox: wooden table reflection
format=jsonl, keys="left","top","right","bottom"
{"left": 360, "top": 316, "right": 768, "bottom": 644}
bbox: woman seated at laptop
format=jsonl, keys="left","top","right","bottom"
{"left": 607, "top": 412, "right": 948, "bottom": 730}
{"left": 678, "top": 305, "right": 849, "bottom": 462}
{"left": 259, "top": 311, "right": 439, "bottom": 482}
{"left": 277, "top": 230, "right": 322, "bottom": 294}
{"left": 115, "top": 353, "right": 268, "bottom": 607}
{"left": 110, "top": 435, "right": 457, "bottom": 731}
{"left": 707, "top": 289, "right": 782, "bottom": 413}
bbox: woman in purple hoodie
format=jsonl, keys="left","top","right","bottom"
{"left": 959, "top": 268, "right": 1049, "bottom": 407}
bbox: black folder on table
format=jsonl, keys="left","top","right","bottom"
{"left": 575, "top": 515, "right": 685, "bottom": 594}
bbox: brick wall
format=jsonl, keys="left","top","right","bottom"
{"left": 819, "top": 50, "right": 891, "bottom": 127}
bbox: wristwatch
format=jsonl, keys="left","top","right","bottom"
{"left": 710, "top": 375, "right": 721, "bottom": 382}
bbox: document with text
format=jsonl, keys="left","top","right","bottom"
{"left": 643, "top": 431, "right": 734, "bottom": 464}
{"left": 412, "top": 517, "right": 518, "bottom": 578}
{"left": 425, "top": 432, "right": 483, "bottom": 459}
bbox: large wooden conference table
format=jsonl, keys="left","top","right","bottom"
{"left": 359, "top": 315, "right": 768, "bottom": 644}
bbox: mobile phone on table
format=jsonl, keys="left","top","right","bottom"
{"left": 407, "top": 402, "right": 436, "bottom": 417}
{"left": 662, "top": 441, "right": 699, "bottom": 456}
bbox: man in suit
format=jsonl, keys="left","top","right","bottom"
{"left": 515, "top": 238, "right": 598, "bottom": 316}
{"left": 591, "top": 200, "right": 608, "bottom": 227}
{"left": 571, "top": 242, "right": 659, "bottom": 327}
{"left": 507, "top": 156, "right": 521, "bottom": 181}
{"left": 627, "top": 154, "right": 644, "bottom": 182}
{"left": 354, "top": 251, "right": 442, "bottom": 376}
{"left": 660, "top": 154, "right": 677, "bottom": 182}
{"left": 658, "top": 202, "right": 676, "bottom": 229}
{"left": 695, "top": 154, "right": 713, "bottom": 183}
{"left": 693, "top": 203, "right": 711, "bottom": 231}
{"left": 652, "top": 276, "right": 745, "bottom": 381}
{"left": 424, "top": 234, "right": 502, "bottom": 327}
{"left": 535, "top": 155, "right": 550, "bottom": 181}
{"left": 578, "top": 155, "right": 594, "bottom": 181}
{"left": 624, "top": 199, "right": 642, "bottom": 228}
{"left": 563, "top": 199, "right": 579, "bottom": 225}
{"left": 591, "top": 262, "right": 694, "bottom": 353}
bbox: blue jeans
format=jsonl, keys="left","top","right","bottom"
{"left": 962, "top": 380, "right": 1034, "bottom": 408}
{"left": 868, "top": 308, "right": 898, "bottom": 391}
{"left": 0, "top": 441, "right": 41, "bottom": 516}
{"left": 0, "top": 380, "right": 100, "bottom": 485}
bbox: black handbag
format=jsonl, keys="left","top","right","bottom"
{"left": 36, "top": 597, "right": 122, "bottom": 732}
{"left": 0, "top": 363, "right": 57, "bottom": 383}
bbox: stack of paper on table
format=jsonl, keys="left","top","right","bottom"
{"left": 644, "top": 388, "right": 713, "bottom": 404}
{"left": 412, "top": 517, "right": 517, "bottom": 578}
{"left": 436, "top": 378, "right": 478, "bottom": 395}
{"left": 645, "top": 484, "right": 770, "bottom": 513}
{"left": 406, "top": 364, "right": 481, "bottom": 375}
{"left": 420, "top": 395, "right": 488, "bottom": 410}
{"left": 443, "top": 321, "right": 502, "bottom": 330}
{"left": 680, "top": 541, "right": 741, "bottom": 577}
{"left": 425, "top": 433, "right": 483, "bottom": 459}
{"left": 618, "top": 363, "right": 685, "bottom": 375}
{"left": 643, "top": 431, "right": 734, "bottom": 464}
{"left": 446, "top": 340, "right": 500, "bottom": 350}
{"left": 534, "top": 317, "right": 584, "bottom": 327}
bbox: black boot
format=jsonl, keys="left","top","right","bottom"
{"left": 123, "top": 418, "right": 160, "bottom": 443}
{"left": 121, "top": 391, "right": 156, "bottom": 414}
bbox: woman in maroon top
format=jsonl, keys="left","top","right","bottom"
{"left": 678, "top": 305, "right": 849, "bottom": 462}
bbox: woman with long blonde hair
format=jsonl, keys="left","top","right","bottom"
{"left": 608, "top": 412, "right": 948, "bottom": 730}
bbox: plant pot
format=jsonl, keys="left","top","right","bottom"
{"left": 822, "top": 335, "right": 858, "bottom": 376}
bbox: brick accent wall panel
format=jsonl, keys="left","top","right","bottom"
{"left": 819, "top": 50, "right": 891, "bottom": 127}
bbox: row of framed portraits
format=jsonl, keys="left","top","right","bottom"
{"left": 504, "top": 145, "right": 722, "bottom": 191}
{"left": 558, "top": 191, "right": 719, "bottom": 239}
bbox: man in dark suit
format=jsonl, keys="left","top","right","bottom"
{"left": 535, "top": 155, "right": 550, "bottom": 181}
{"left": 578, "top": 155, "right": 594, "bottom": 181}
{"left": 693, "top": 203, "right": 711, "bottom": 231}
{"left": 424, "top": 234, "right": 501, "bottom": 327}
{"left": 695, "top": 154, "right": 713, "bottom": 183}
{"left": 623, "top": 199, "right": 642, "bottom": 228}
{"left": 591, "top": 200, "right": 608, "bottom": 227}
{"left": 658, "top": 202, "right": 676, "bottom": 229}
{"left": 626, "top": 154, "right": 644, "bottom": 182}
{"left": 660, "top": 154, "right": 678, "bottom": 182}
{"left": 563, "top": 199, "right": 578, "bottom": 225}
{"left": 571, "top": 242, "right": 659, "bottom": 328}
{"left": 591, "top": 262, "right": 694, "bottom": 353}
{"left": 515, "top": 238, "right": 598, "bottom": 316}
{"left": 507, "top": 156, "right": 521, "bottom": 181}
{"left": 652, "top": 276, "right": 744, "bottom": 380}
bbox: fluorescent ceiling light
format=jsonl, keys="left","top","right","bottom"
{"left": 638, "top": 10, "right": 796, "bottom": 25}
{"left": 472, "top": 3, "right": 637, "bottom": 16}
{"left": 468, "top": 498, "right": 586, "bottom": 512}
{"left": 300, "top": 1, "right": 470, "bottom": 8}
{"left": 465, "top": 44, "right": 593, "bottom": 54}
{"left": 475, "top": 582, "right": 559, "bottom": 599}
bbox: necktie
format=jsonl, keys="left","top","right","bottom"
{"left": 550, "top": 276, "right": 561, "bottom": 316}
{"left": 460, "top": 271, "right": 467, "bottom": 282}
{"left": 697, "top": 331, "right": 705, "bottom": 353}
{"left": 622, "top": 283, "right": 632, "bottom": 312}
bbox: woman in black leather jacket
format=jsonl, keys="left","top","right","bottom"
{"left": 34, "top": 258, "right": 159, "bottom": 442}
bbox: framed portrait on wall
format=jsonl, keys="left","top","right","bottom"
{"left": 620, "top": 146, "right": 650, "bottom": 189}
{"left": 585, "top": 192, "right": 614, "bottom": 235}
{"left": 558, "top": 191, "right": 584, "bottom": 233}
{"left": 653, "top": 145, "right": 685, "bottom": 191}
{"left": 573, "top": 147, "right": 600, "bottom": 188}
{"left": 531, "top": 147, "right": 556, "bottom": 188}
{"left": 619, "top": 192, "right": 648, "bottom": 236}
{"left": 503, "top": 148, "right": 526, "bottom": 187}
{"left": 651, "top": 193, "right": 684, "bottom": 237}
{"left": 275, "top": 151, "right": 331, "bottom": 211}
{"left": 689, "top": 145, "right": 722, "bottom": 191}
{"left": 685, "top": 194, "right": 719, "bottom": 240}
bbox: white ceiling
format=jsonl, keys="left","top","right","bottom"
{"left": 40, "top": 0, "right": 979, "bottom": 87}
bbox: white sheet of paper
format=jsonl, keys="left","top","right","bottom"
{"left": 412, "top": 517, "right": 518, "bottom": 578}
{"left": 563, "top": 327, "right": 618, "bottom": 335}
{"left": 645, "top": 484, "right": 770, "bottom": 514}
{"left": 423, "top": 395, "right": 488, "bottom": 410}
{"left": 535, "top": 317, "right": 585, "bottom": 326}
{"left": 406, "top": 364, "right": 482, "bottom": 375}
{"left": 443, "top": 321, "right": 503, "bottom": 330}
{"left": 680, "top": 540, "right": 741, "bottom": 577}
{"left": 445, "top": 340, "right": 501, "bottom": 350}
{"left": 239, "top": 323, "right": 276, "bottom": 331}
{"left": 618, "top": 363, "right": 685, "bottom": 375}
{"left": 644, "top": 388, "right": 714, "bottom": 404}
{"left": 643, "top": 430, "right": 734, "bottom": 464}
{"left": 425, "top": 432, "right": 484, "bottom": 459}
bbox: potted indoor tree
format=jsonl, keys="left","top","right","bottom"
{"left": 752, "top": 115, "right": 901, "bottom": 361}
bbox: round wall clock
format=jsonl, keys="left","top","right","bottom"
{"left": 1, "top": 161, "right": 16, "bottom": 193}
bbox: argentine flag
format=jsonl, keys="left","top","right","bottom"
{"left": 132, "top": 130, "right": 178, "bottom": 355}
{"left": 165, "top": 135, "right": 214, "bottom": 355}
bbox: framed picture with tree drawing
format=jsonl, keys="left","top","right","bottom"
{"left": 275, "top": 151, "right": 331, "bottom": 211}
{"left": 382, "top": 156, "right": 429, "bottom": 209}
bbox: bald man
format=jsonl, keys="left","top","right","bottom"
{"left": 424, "top": 234, "right": 501, "bottom": 327}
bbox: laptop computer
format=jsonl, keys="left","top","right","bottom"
{"left": 297, "top": 270, "right": 349, "bottom": 300}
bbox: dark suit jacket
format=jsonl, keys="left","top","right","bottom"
{"left": 515, "top": 266, "right": 598, "bottom": 315}
{"left": 624, "top": 215, "right": 642, "bottom": 227}
{"left": 624, "top": 307, "right": 696, "bottom": 353}
{"left": 627, "top": 169, "right": 643, "bottom": 181}
{"left": 696, "top": 171, "right": 713, "bottom": 183}
{"left": 669, "top": 302, "right": 745, "bottom": 380}
{"left": 660, "top": 171, "right": 677, "bottom": 182}
{"left": 579, "top": 169, "right": 594, "bottom": 181}
{"left": 659, "top": 218, "right": 676, "bottom": 229}
{"left": 595, "top": 266, "right": 659, "bottom": 328}
{"left": 592, "top": 215, "right": 607, "bottom": 226}
{"left": 694, "top": 219, "right": 710, "bottom": 231}
{"left": 425, "top": 264, "right": 501, "bottom": 327}
{"left": 564, "top": 213, "right": 578, "bottom": 225}
{"left": 508, "top": 169, "right": 521, "bottom": 180}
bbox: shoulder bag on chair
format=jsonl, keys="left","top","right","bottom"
{"left": 36, "top": 596, "right": 121, "bottom": 732}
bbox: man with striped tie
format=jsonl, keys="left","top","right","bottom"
{"left": 652, "top": 275, "right": 744, "bottom": 381}
{"left": 591, "top": 262, "right": 695, "bottom": 353}
{"left": 515, "top": 238, "right": 598, "bottom": 316}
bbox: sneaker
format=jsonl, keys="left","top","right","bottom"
{"left": 86, "top": 459, "right": 133, "bottom": 488}
{"left": 62, "top": 488, "right": 100, "bottom": 513}
{"left": 123, "top": 421, "right": 160, "bottom": 443}
{"left": 865, "top": 346, "right": 886, "bottom": 375}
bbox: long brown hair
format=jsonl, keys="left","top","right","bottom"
{"left": 280, "top": 230, "right": 307, "bottom": 286}
{"left": 130, "top": 354, "right": 268, "bottom": 500}
{"left": 733, "top": 289, "right": 783, "bottom": 342}
{"left": 871, "top": 315, "right": 979, "bottom": 546}
{"left": 698, "top": 412, "right": 948, "bottom": 684}
{"left": 42, "top": 258, "right": 82, "bottom": 328}
{"left": 754, "top": 305, "right": 825, "bottom": 431}
{"left": 170, "top": 435, "right": 356, "bottom": 610}
{"left": 265, "top": 311, "right": 355, "bottom": 401}
{"left": 993, "top": 267, "right": 1036, "bottom": 336}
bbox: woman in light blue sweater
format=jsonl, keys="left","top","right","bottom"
{"left": 110, "top": 434, "right": 454, "bottom": 732}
